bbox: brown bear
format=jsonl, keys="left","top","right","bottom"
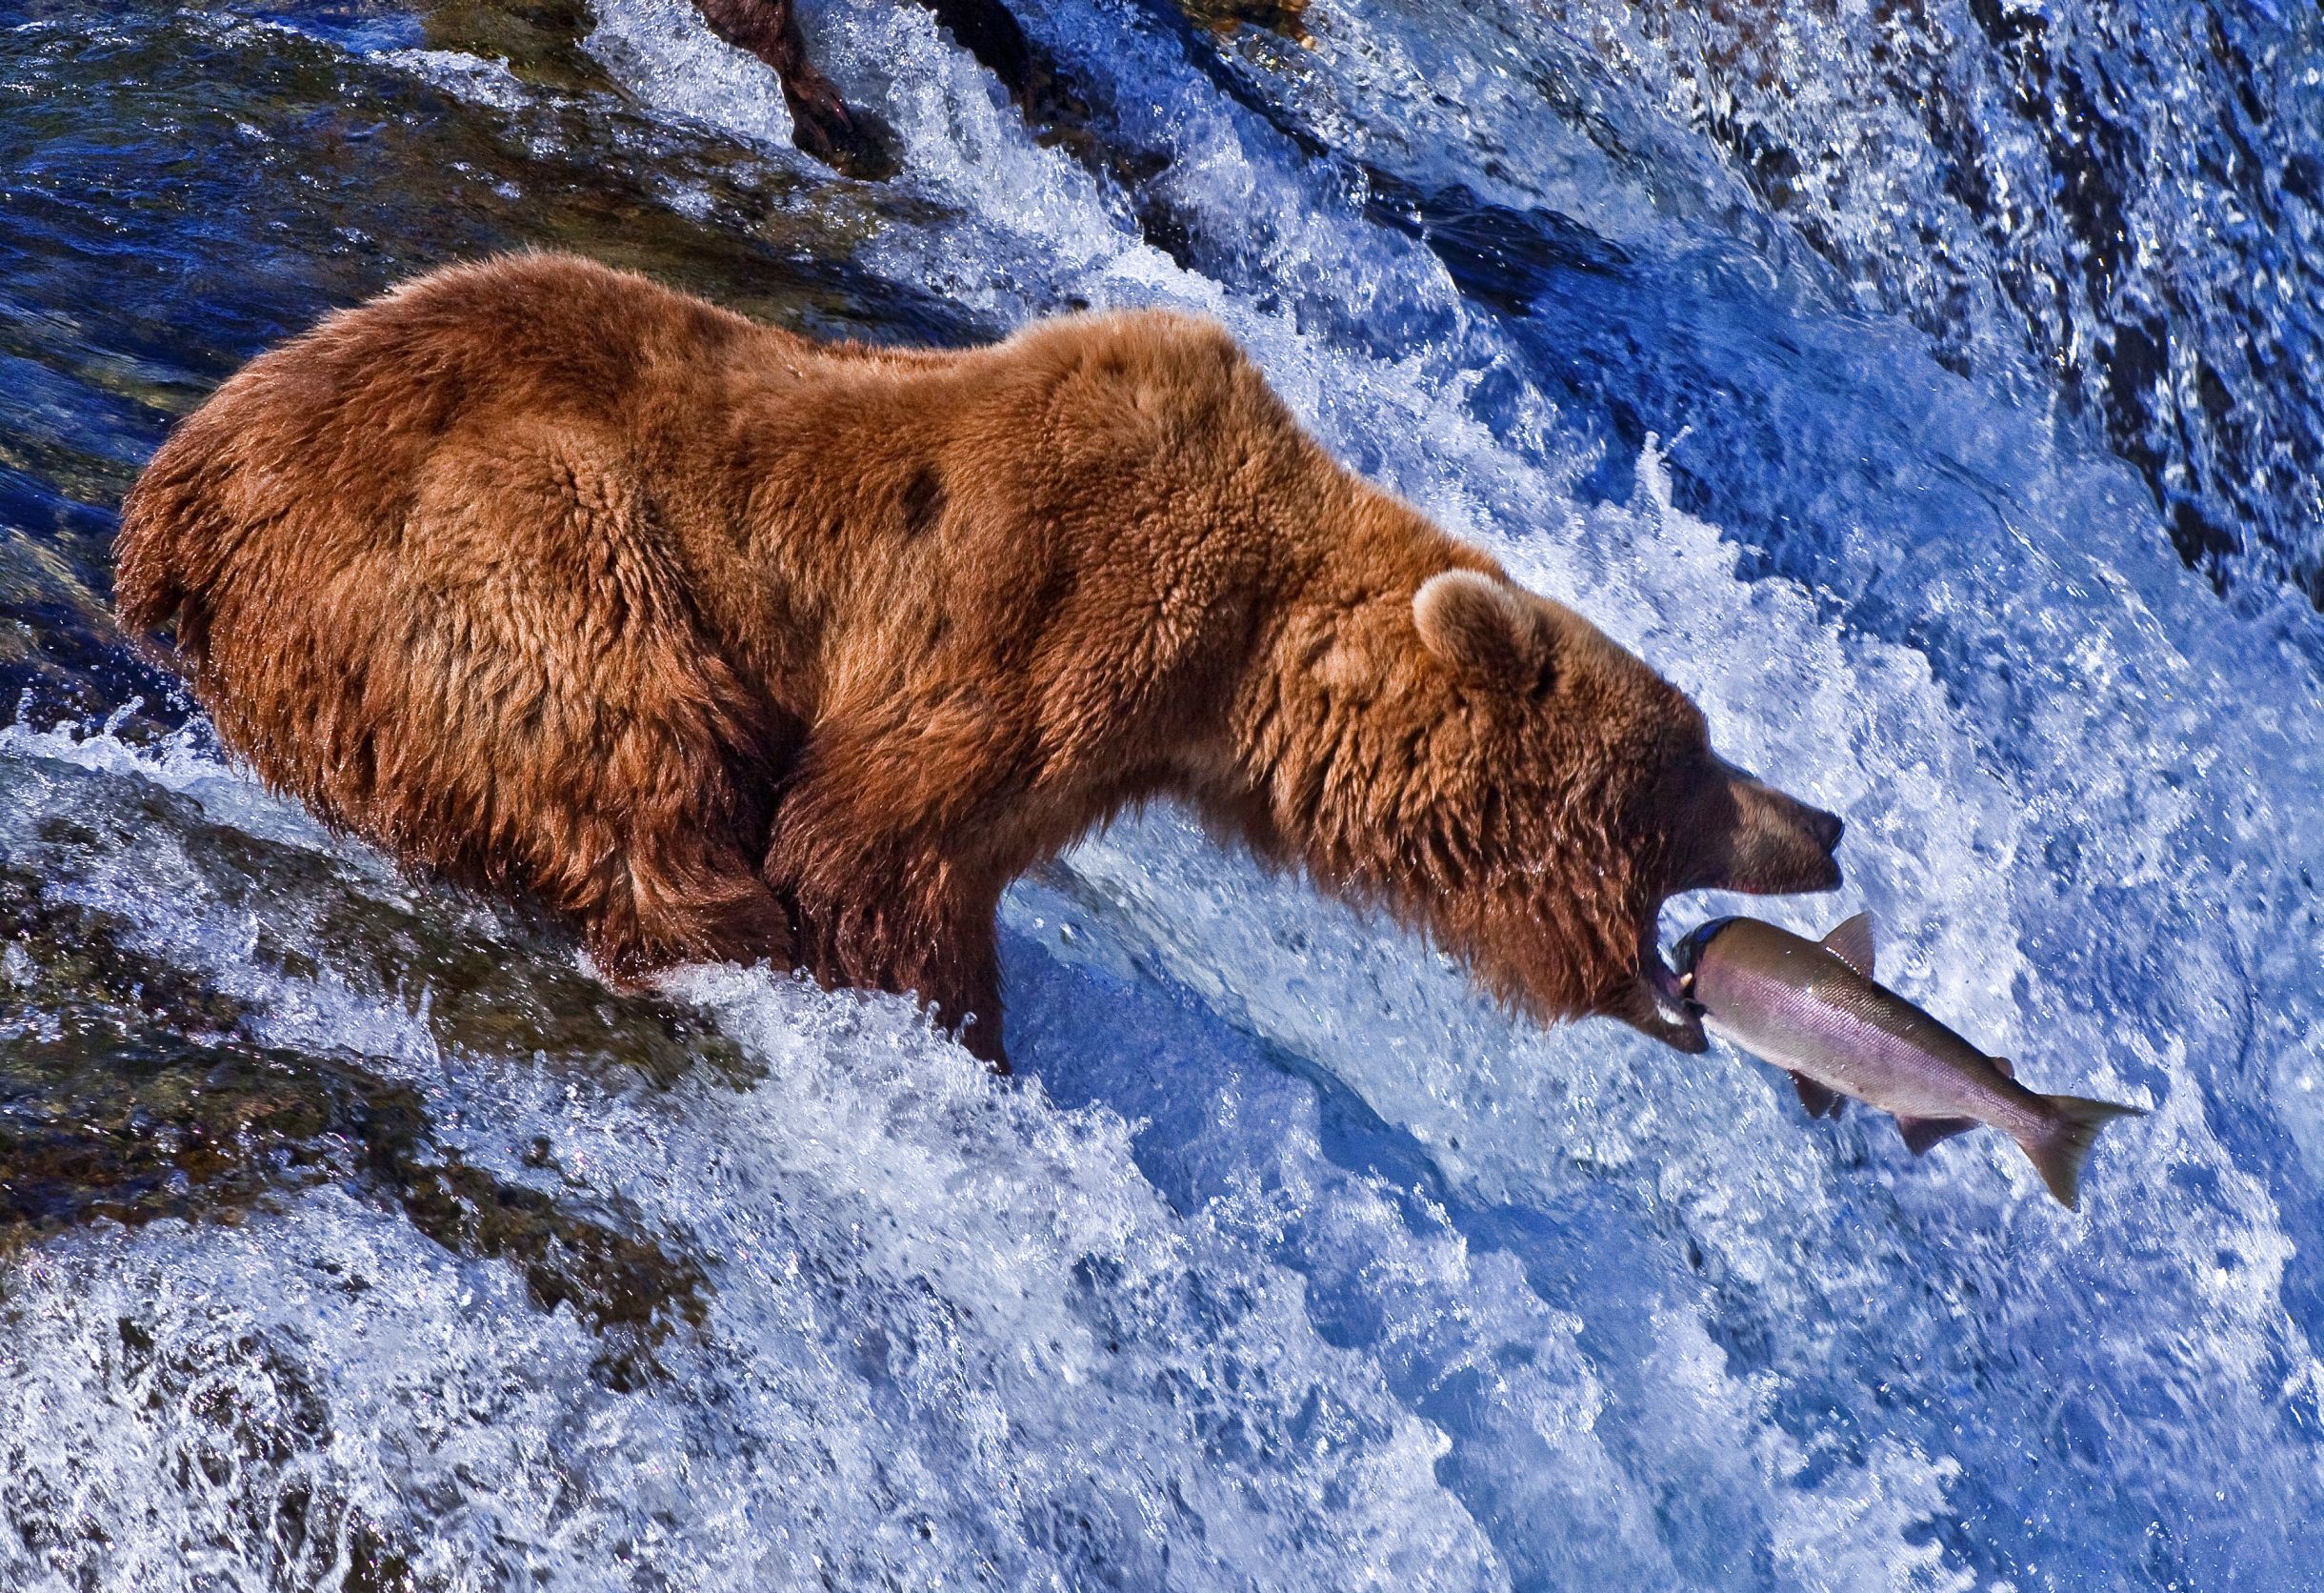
{"left": 114, "top": 252, "right": 1842, "bottom": 1068}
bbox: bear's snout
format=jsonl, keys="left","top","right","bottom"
{"left": 1787, "top": 800, "right": 1847, "bottom": 871}
{"left": 1611, "top": 765, "right": 1842, "bottom": 1052}
{"left": 1706, "top": 768, "right": 1846, "bottom": 897}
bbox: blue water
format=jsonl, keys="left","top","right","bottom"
{"left": 3, "top": 1, "right": 2322, "bottom": 1587}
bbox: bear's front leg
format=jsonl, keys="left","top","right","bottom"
{"left": 761, "top": 764, "right": 1010, "bottom": 1072}
{"left": 691, "top": 0, "right": 900, "bottom": 179}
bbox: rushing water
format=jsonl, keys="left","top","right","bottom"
{"left": 3, "top": 1, "right": 2322, "bottom": 1587}
{"left": 1248, "top": 0, "right": 2324, "bottom": 602}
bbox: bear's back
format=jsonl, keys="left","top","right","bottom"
{"left": 113, "top": 256, "right": 771, "bottom": 643}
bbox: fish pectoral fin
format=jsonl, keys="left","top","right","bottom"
{"left": 1895, "top": 1115, "right": 1979, "bottom": 1156}
{"left": 1789, "top": 1072, "right": 1845, "bottom": 1119}
{"left": 1819, "top": 912, "right": 1876, "bottom": 978}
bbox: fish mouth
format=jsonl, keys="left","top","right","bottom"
{"left": 1623, "top": 918, "right": 1708, "bottom": 1054}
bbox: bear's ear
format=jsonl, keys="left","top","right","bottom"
{"left": 1412, "top": 570, "right": 1552, "bottom": 692}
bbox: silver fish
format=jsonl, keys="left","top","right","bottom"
{"left": 1670, "top": 913, "right": 2143, "bottom": 1209}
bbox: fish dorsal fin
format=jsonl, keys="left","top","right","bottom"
{"left": 1790, "top": 1072, "right": 1844, "bottom": 1119}
{"left": 1896, "top": 1115, "right": 1978, "bottom": 1156}
{"left": 1820, "top": 912, "right": 1876, "bottom": 978}
{"left": 1993, "top": 1057, "right": 2014, "bottom": 1078}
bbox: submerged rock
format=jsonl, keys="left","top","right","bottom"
{"left": 0, "top": 775, "right": 715, "bottom": 1388}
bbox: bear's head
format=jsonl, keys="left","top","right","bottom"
{"left": 1287, "top": 564, "right": 1843, "bottom": 1054}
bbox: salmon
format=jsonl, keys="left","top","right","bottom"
{"left": 1670, "top": 913, "right": 2143, "bottom": 1209}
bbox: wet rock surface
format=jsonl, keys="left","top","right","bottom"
{"left": 0, "top": 792, "right": 716, "bottom": 1389}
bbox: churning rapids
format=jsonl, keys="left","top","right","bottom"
{"left": 4, "top": 1, "right": 2322, "bottom": 1587}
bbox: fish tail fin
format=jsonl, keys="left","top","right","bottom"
{"left": 2014, "top": 1096, "right": 2146, "bottom": 1210}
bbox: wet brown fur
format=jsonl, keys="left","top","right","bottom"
{"left": 115, "top": 253, "right": 1836, "bottom": 1066}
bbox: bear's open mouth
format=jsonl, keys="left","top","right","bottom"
{"left": 1628, "top": 917, "right": 1709, "bottom": 1053}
